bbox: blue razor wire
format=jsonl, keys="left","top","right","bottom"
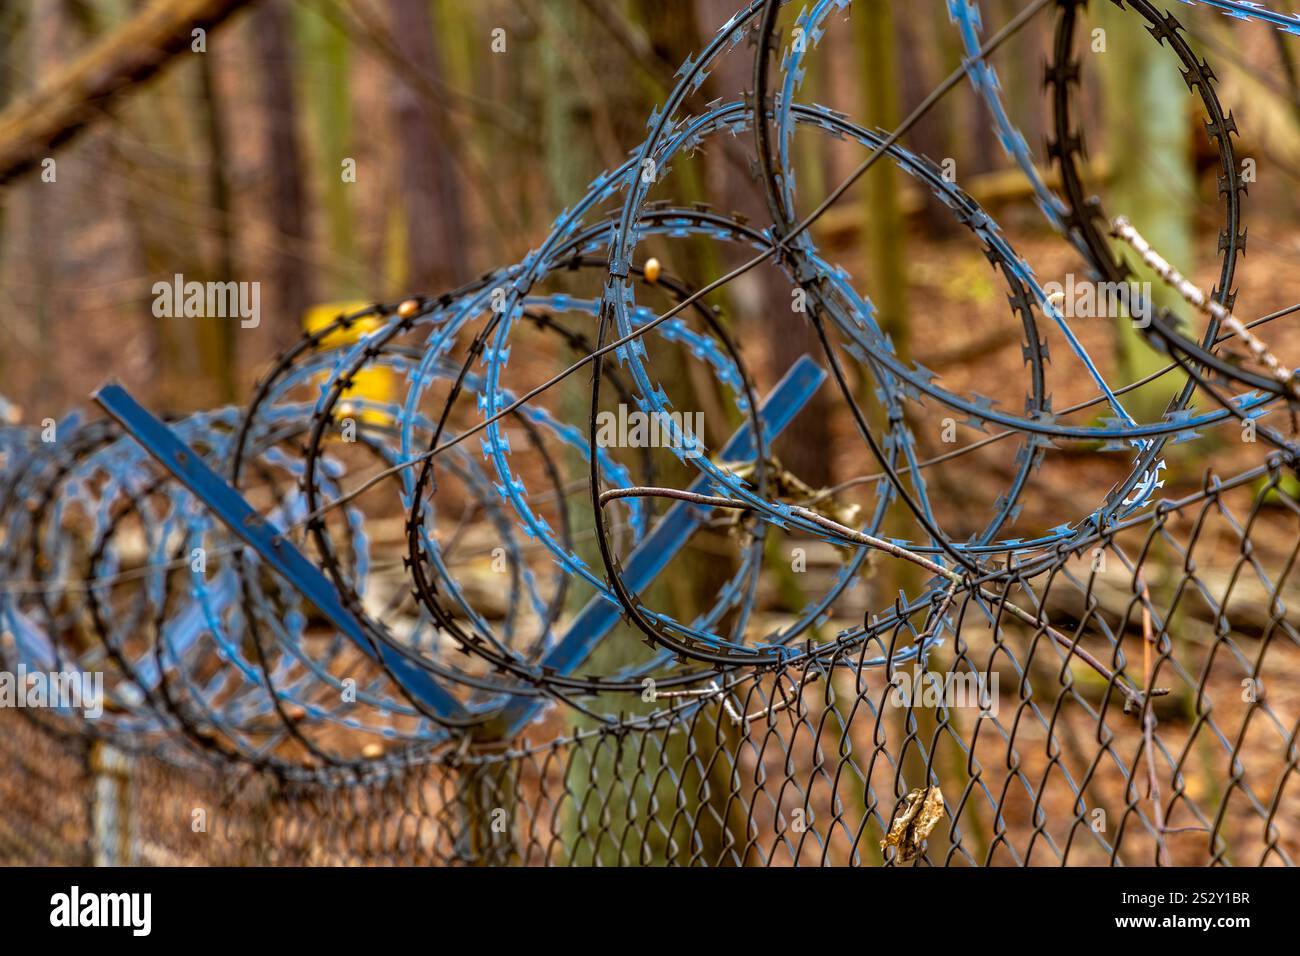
{"left": 0, "top": 0, "right": 1295, "bottom": 774}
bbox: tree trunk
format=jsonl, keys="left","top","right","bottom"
{"left": 700, "top": 0, "right": 833, "bottom": 488}
{"left": 857, "top": 0, "right": 908, "bottom": 353}
{"left": 386, "top": 0, "right": 468, "bottom": 293}
{"left": 295, "top": 2, "right": 361, "bottom": 299}
{"left": 254, "top": 0, "right": 312, "bottom": 346}
{"left": 897, "top": 3, "right": 958, "bottom": 238}
{"left": 1098, "top": 2, "right": 1193, "bottom": 418}
{"left": 197, "top": 54, "right": 238, "bottom": 402}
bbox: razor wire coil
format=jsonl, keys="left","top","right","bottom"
{"left": 2, "top": 0, "right": 1300, "bottom": 866}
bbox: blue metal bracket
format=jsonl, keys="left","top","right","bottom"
{"left": 495, "top": 355, "right": 825, "bottom": 736}
{"left": 94, "top": 383, "right": 468, "bottom": 719}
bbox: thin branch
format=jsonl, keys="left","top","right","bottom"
{"left": 0, "top": 0, "right": 255, "bottom": 186}
{"left": 1112, "top": 216, "right": 1300, "bottom": 401}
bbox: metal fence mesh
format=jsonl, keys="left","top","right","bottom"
{"left": 4, "top": 459, "right": 1295, "bottom": 867}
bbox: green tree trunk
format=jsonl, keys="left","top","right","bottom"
{"left": 857, "top": 0, "right": 908, "bottom": 352}
{"left": 1098, "top": 3, "right": 1193, "bottom": 417}
{"left": 295, "top": 2, "right": 361, "bottom": 299}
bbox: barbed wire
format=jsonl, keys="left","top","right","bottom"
{"left": 2, "top": 0, "right": 1300, "bottom": 865}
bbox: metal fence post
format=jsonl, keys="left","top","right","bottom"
{"left": 89, "top": 740, "right": 135, "bottom": 866}
{"left": 452, "top": 756, "right": 516, "bottom": 866}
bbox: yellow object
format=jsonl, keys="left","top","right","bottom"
{"left": 303, "top": 301, "right": 395, "bottom": 426}
{"left": 644, "top": 257, "right": 662, "bottom": 283}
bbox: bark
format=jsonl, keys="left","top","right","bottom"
{"left": 0, "top": 0, "right": 255, "bottom": 186}
{"left": 857, "top": 0, "right": 908, "bottom": 353}
{"left": 253, "top": 0, "right": 312, "bottom": 343}
{"left": 386, "top": 0, "right": 468, "bottom": 293}
{"left": 197, "top": 54, "right": 238, "bottom": 401}
{"left": 895, "top": 5, "right": 958, "bottom": 238}
{"left": 700, "top": 0, "right": 833, "bottom": 487}
{"left": 296, "top": 2, "right": 360, "bottom": 298}
{"left": 1098, "top": 1, "right": 1193, "bottom": 417}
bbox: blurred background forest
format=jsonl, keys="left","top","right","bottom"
{"left": 5, "top": 0, "right": 1300, "bottom": 426}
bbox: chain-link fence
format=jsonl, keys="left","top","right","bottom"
{"left": 4, "top": 455, "right": 1295, "bottom": 867}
